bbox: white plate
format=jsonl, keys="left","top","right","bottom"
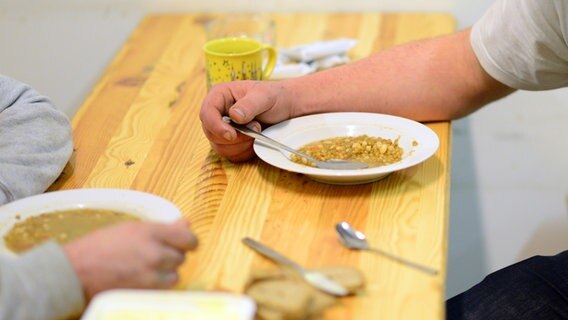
{"left": 253, "top": 112, "right": 439, "bottom": 185}
{"left": 81, "top": 289, "right": 256, "bottom": 320}
{"left": 0, "top": 188, "right": 182, "bottom": 253}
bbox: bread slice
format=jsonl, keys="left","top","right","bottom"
{"left": 247, "top": 279, "right": 312, "bottom": 319}
{"left": 314, "top": 266, "right": 365, "bottom": 294}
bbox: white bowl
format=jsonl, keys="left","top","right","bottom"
{"left": 0, "top": 188, "right": 182, "bottom": 253}
{"left": 253, "top": 112, "right": 439, "bottom": 185}
{"left": 81, "top": 289, "right": 256, "bottom": 320}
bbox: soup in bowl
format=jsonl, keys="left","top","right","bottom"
{"left": 0, "top": 188, "right": 182, "bottom": 254}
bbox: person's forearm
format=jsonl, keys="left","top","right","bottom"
{"left": 284, "top": 29, "right": 514, "bottom": 122}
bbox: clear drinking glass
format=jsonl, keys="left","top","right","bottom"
{"left": 205, "top": 13, "right": 276, "bottom": 46}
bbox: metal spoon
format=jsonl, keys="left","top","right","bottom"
{"left": 222, "top": 116, "right": 368, "bottom": 170}
{"left": 242, "top": 237, "right": 348, "bottom": 296}
{"left": 335, "top": 221, "right": 438, "bottom": 275}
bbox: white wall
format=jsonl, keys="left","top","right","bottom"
{"left": 449, "top": 91, "right": 568, "bottom": 297}
{"left": 1, "top": 0, "right": 490, "bottom": 29}
{"left": 2, "top": 0, "right": 567, "bottom": 299}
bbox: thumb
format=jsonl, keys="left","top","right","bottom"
{"left": 155, "top": 218, "right": 198, "bottom": 251}
{"left": 228, "top": 87, "right": 275, "bottom": 124}
{"left": 173, "top": 217, "right": 190, "bottom": 228}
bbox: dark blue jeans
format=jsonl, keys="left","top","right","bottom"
{"left": 446, "top": 251, "right": 568, "bottom": 320}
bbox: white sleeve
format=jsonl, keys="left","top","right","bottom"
{"left": 0, "top": 75, "right": 73, "bottom": 204}
{"left": 470, "top": 0, "right": 568, "bottom": 90}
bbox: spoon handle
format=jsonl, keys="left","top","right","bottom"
{"left": 242, "top": 237, "right": 305, "bottom": 275}
{"left": 222, "top": 117, "right": 320, "bottom": 164}
{"left": 368, "top": 247, "right": 438, "bottom": 275}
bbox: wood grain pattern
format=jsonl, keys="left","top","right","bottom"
{"left": 51, "top": 13, "right": 455, "bottom": 320}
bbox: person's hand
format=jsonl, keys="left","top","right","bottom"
{"left": 200, "top": 80, "right": 295, "bottom": 162}
{"left": 63, "top": 218, "right": 198, "bottom": 301}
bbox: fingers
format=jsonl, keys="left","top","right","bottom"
{"left": 200, "top": 81, "right": 289, "bottom": 162}
{"left": 150, "top": 244, "right": 186, "bottom": 288}
{"left": 66, "top": 220, "right": 198, "bottom": 296}
{"left": 152, "top": 219, "right": 199, "bottom": 251}
{"left": 202, "top": 122, "right": 260, "bottom": 162}
{"left": 227, "top": 83, "right": 278, "bottom": 124}
{"left": 132, "top": 232, "right": 187, "bottom": 289}
{"left": 200, "top": 81, "right": 270, "bottom": 142}
{"left": 147, "top": 228, "right": 191, "bottom": 289}
{"left": 210, "top": 141, "right": 256, "bottom": 162}
{"left": 154, "top": 271, "right": 179, "bottom": 289}
{"left": 243, "top": 120, "right": 262, "bottom": 133}
{"left": 200, "top": 105, "right": 238, "bottom": 142}
{"left": 154, "top": 245, "right": 186, "bottom": 271}
{"left": 199, "top": 83, "right": 240, "bottom": 142}
{"left": 201, "top": 124, "right": 252, "bottom": 147}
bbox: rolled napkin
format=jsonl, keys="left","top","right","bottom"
{"left": 271, "top": 63, "right": 316, "bottom": 79}
{"left": 279, "top": 38, "right": 357, "bottom": 62}
{"left": 271, "top": 38, "right": 358, "bottom": 79}
{"left": 310, "top": 54, "right": 351, "bottom": 71}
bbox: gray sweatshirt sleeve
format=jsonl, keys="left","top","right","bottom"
{"left": 0, "top": 242, "right": 85, "bottom": 320}
{"left": 0, "top": 75, "right": 73, "bottom": 205}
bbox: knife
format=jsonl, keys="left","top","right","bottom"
{"left": 242, "top": 237, "right": 348, "bottom": 296}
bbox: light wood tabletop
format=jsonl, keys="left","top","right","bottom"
{"left": 50, "top": 13, "right": 455, "bottom": 320}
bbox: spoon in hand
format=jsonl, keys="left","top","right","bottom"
{"left": 222, "top": 116, "right": 368, "bottom": 170}
{"left": 336, "top": 221, "right": 438, "bottom": 275}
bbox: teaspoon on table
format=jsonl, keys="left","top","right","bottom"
{"left": 335, "top": 221, "right": 438, "bottom": 275}
{"left": 222, "top": 116, "right": 369, "bottom": 170}
{"left": 242, "top": 237, "right": 348, "bottom": 296}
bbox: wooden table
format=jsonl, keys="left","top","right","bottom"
{"left": 50, "top": 13, "right": 455, "bottom": 320}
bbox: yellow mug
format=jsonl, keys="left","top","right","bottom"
{"left": 203, "top": 37, "right": 277, "bottom": 89}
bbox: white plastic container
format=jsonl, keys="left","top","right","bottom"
{"left": 81, "top": 290, "right": 256, "bottom": 320}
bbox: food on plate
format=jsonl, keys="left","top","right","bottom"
{"left": 290, "top": 135, "right": 403, "bottom": 168}
{"left": 245, "top": 266, "right": 365, "bottom": 319}
{"left": 4, "top": 208, "right": 140, "bottom": 253}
